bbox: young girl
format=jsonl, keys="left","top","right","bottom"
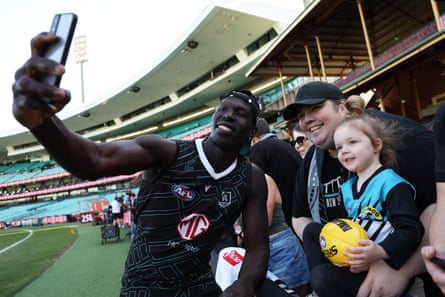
{"left": 305, "top": 96, "right": 425, "bottom": 297}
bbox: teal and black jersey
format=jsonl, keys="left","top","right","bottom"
{"left": 343, "top": 167, "right": 410, "bottom": 242}
{"left": 341, "top": 166, "right": 423, "bottom": 268}
{"left": 121, "top": 139, "right": 250, "bottom": 296}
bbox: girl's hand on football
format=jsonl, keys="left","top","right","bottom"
{"left": 344, "top": 240, "right": 387, "bottom": 272}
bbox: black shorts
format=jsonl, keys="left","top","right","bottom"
{"left": 113, "top": 212, "right": 123, "bottom": 219}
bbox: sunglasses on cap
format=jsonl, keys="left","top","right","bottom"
{"left": 295, "top": 136, "right": 308, "bottom": 146}
{"left": 225, "top": 90, "right": 254, "bottom": 102}
{"left": 223, "top": 90, "right": 260, "bottom": 124}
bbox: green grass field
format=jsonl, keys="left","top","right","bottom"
{"left": 0, "top": 223, "right": 131, "bottom": 297}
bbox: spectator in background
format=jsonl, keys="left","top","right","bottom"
{"left": 119, "top": 194, "right": 130, "bottom": 227}
{"left": 106, "top": 205, "right": 113, "bottom": 224}
{"left": 217, "top": 174, "right": 311, "bottom": 296}
{"left": 422, "top": 101, "right": 445, "bottom": 294}
{"left": 111, "top": 196, "right": 123, "bottom": 227}
{"left": 250, "top": 117, "right": 301, "bottom": 228}
{"left": 11, "top": 34, "right": 269, "bottom": 297}
{"left": 293, "top": 125, "right": 313, "bottom": 159}
{"left": 263, "top": 174, "right": 310, "bottom": 297}
{"left": 127, "top": 191, "right": 137, "bottom": 241}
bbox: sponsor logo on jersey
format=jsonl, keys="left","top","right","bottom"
{"left": 171, "top": 184, "right": 195, "bottom": 201}
{"left": 359, "top": 206, "right": 383, "bottom": 220}
{"left": 177, "top": 213, "right": 210, "bottom": 240}
{"left": 168, "top": 240, "right": 200, "bottom": 252}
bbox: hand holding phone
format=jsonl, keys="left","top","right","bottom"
{"left": 41, "top": 13, "right": 78, "bottom": 87}
{"left": 432, "top": 257, "right": 445, "bottom": 270}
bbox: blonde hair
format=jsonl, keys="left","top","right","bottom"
{"left": 338, "top": 95, "right": 402, "bottom": 169}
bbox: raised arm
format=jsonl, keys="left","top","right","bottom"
{"left": 30, "top": 117, "right": 177, "bottom": 179}
{"left": 422, "top": 183, "right": 445, "bottom": 294}
{"left": 421, "top": 102, "right": 445, "bottom": 293}
{"left": 12, "top": 33, "right": 177, "bottom": 180}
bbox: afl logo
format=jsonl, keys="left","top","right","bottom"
{"left": 177, "top": 213, "right": 210, "bottom": 240}
{"left": 172, "top": 184, "right": 195, "bottom": 201}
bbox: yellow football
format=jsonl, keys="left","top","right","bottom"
{"left": 319, "top": 218, "right": 368, "bottom": 267}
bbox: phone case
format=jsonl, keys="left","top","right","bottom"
{"left": 42, "top": 13, "right": 78, "bottom": 87}
{"left": 432, "top": 257, "right": 445, "bottom": 269}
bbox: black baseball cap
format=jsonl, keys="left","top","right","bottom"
{"left": 282, "top": 81, "right": 345, "bottom": 120}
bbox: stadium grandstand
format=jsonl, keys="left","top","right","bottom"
{"left": 3, "top": 0, "right": 445, "bottom": 230}
{"left": 0, "top": 2, "right": 306, "bottom": 228}
{"left": 249, "top": 0, "right": 445, "bottom": 125}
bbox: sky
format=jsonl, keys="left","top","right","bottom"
{"left": 0, "top": 0, "right": 302, "bottom": 137}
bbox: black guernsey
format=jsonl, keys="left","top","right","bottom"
{"left": 121, "top": 139, "right": 250, "bottom": 296}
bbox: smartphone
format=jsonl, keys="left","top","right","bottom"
{"left": 432, "top": 257, "right": 445, "bottom": 270}
{"left": 41, "top": 13, "right": 78, "bottom": 87}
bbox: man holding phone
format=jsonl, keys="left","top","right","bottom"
{"left": 12, "top": 32, "right": 270, "bottom": 297}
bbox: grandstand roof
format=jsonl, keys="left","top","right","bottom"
{"left": 248, "top": 0, "right": 445, "bottom": 119}
{"left": 0, "top": 4, "right": 294, "bottom": 162}
{"left": 248, "top": 0, "right": 445, "bottom": 80}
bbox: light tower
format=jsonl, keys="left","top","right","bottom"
{"left": 74, "top": 35, "right": 88, "bottom": 103}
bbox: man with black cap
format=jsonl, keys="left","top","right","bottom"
{"left": 283, "top": 81, "right": 439, "bottom": 296}
{"left": 11, "top": 33, "right": 269, "bottom": 297}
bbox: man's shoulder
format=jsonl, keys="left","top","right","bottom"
{"left": 366, "top": 109, "right": 433, "bottom": 142}
{"left": 365, "top": 109, "right": 425, "bottom": 128}
{"left": 263, "top": 137, "right": 299, "bottom": 153}
{"left": 251, "top": 136, "right": 292, "bottom": 154}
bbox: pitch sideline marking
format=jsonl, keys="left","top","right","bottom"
{"left": 0, "top": 229, "right": 33, "bottom": 254}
